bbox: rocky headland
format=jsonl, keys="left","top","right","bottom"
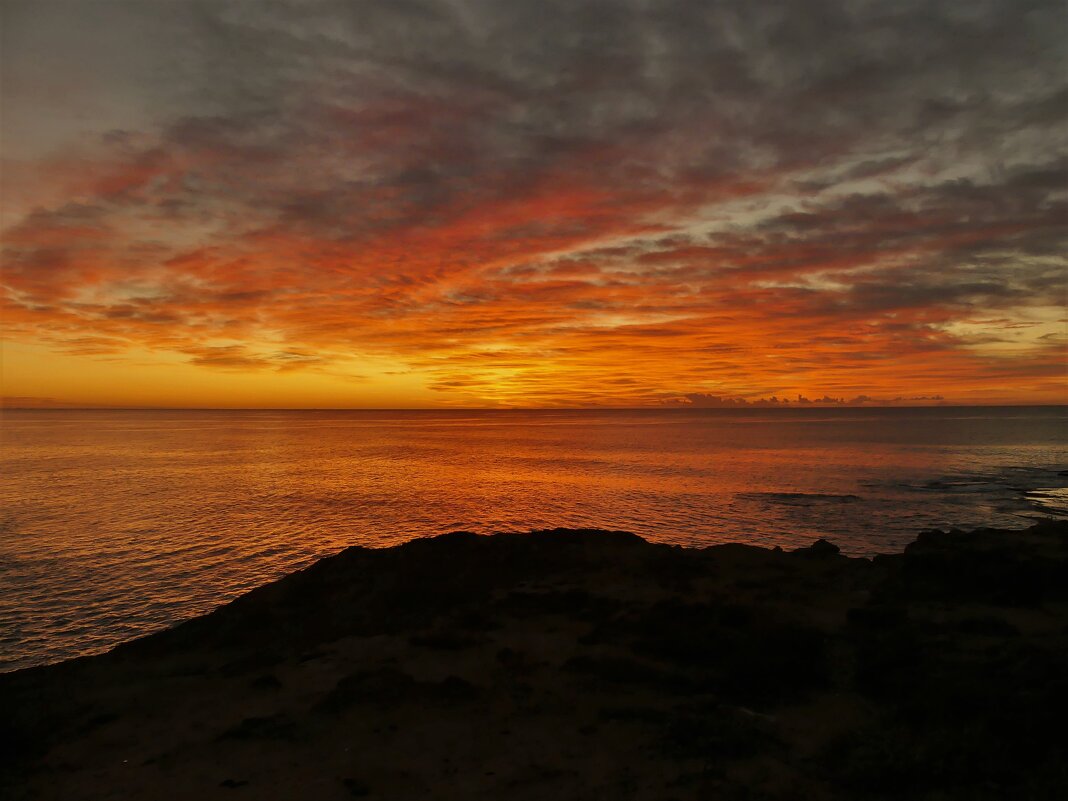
{"left": 3, "top": 521, "right": 1067, "bottom": 800}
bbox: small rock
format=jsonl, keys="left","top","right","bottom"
{"left": 250, "top": 673, "right": 282, "bottom": 690}
{"left": 343, "top": 777, "right": 370, "bottom": 796}
{"left": 795, "top": 538, "right": 841, "bottom": 557}
{"left": 219, "top": 713, "right": 296, "bottom": 741}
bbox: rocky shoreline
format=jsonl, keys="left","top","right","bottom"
{"left": 3, "top": 521, "right": 1067, "bottom": 800}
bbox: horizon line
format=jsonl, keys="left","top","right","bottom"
{"left": 3, "top": 403, "right": 1066, "bottom": 412}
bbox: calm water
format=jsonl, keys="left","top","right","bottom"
{"left": 1, "top": 407, "right": 1065, "bottom": 671}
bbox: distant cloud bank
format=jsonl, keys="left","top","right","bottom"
{"left": 673, "top": 393, "right": 948, "bottom": 408}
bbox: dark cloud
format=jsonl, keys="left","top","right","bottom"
{"left": 183, "top": 345, "right": 328, "bottom": 372}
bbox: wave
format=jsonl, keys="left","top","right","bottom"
{"left": 735, "top": 492, "right": 862, "bottom": 506}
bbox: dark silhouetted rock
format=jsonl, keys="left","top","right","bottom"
{"left": 794, "top": 538, "right": 842, "bottom": 557}
{"left": 2, "top": 522, "right": 1066, "bottom": 801}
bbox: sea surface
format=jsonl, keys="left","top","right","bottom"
{"left": 1, "top": 406, "right": 1065, "bottom": 671}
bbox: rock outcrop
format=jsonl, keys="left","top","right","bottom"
{"left": 3, "top": 521, "right": 1067, "bottom": 799}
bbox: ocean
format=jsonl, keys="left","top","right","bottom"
{"left": 1, "top": 406, "right": 1065, "bottom": 671}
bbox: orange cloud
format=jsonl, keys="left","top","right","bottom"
{"left": 2, "top": 1, "right": 1065, "bottom": 408}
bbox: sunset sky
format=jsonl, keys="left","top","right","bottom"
{"left": 1, "top": 0, "right": 1065, "bottom": 408}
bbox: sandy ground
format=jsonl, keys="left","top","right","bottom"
{"left": 3, "top": 521, "right": 1067, "bottom": 800}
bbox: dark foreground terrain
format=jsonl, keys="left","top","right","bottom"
{"left": 3, "top": 521, "right": 1068, "bottom": 800}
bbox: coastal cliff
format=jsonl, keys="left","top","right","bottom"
{"left": 3, "top": 521, "right": 1067, "bottom": 800}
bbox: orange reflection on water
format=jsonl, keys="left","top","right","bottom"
{"left": 0, "top": 407, "right": 1065, "bottom": 671}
